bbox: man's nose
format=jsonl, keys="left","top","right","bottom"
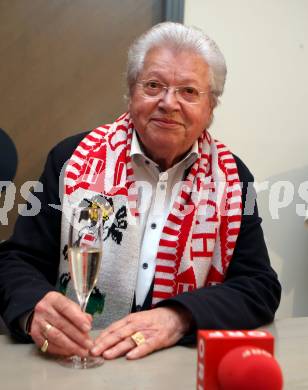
{"left": 158, "top": 88, "right": 180, "bottom": 111}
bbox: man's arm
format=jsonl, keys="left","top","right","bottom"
{"left": 0, "top": 132, "right": 87, "bottom": 340}
{"left": 157, "top": 156, "right": 281, "bottom": 338}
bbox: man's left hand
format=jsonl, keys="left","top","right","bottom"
{"left": 90, "top": 306, "right": 192, "bottom": 360}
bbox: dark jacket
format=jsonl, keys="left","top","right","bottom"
{"left": 0, "top": 132, "right": 281, "bottom": 342}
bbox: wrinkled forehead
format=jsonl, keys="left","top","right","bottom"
{"left": 139, "top": 46, "right": 210, "bottom": 85}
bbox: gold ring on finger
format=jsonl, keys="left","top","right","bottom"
{"left": 131, "top": 331, "right": 146, "bottom": 347}
{"left": 40, "top": 339, "right": 49, "bottom": 353}
{"left": 43, "top": 323, "right": 53, "bottom": 338}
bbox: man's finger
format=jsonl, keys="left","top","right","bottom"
{"left": 41, "top": 319, "right": 94, "bottom": 351}
{"left": 102, "top": 337, "right": 136, "bottom": 359}
{"left": 126, "top": 336, "right": 160, "bottom": 360}
{"left": 37, "top": 333, "right": 89, "bottom": 357}
{"left": 91, "top": 326, "right": 134, "bottom": 356}
{"left": 91, "top": 321, "right": 138, "bottom": 355}
{"left": 47, "top": 292, "right": 92, "bottom": 332}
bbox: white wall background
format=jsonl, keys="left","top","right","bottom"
{"left": 185, "top": 0, "right": 308, "bottom": 319}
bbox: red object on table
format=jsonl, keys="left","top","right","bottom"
{"left": 196, "top": 329, "right": 282, "bottom": 390}
{"left": 217, "top": 345, "right": 283, "bottom": 390}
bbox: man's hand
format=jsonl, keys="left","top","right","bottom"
{"left": 30, "top": 291, "right": 94, "bottom": 357}
{"left": 91, "top": 306, "right": 192, "bottom": 360}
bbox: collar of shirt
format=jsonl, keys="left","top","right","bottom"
{"left": 130, "top": 129, "right": 199, "bottom": 176}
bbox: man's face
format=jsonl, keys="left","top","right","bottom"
{"left": 129, "top": 46, "right": 214, "bottom": 169}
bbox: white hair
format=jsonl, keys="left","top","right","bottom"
{"left": 126, "top": 22, "right": 227, "bottom": 106}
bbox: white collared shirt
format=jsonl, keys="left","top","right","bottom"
{"left": 130, "top": 130, "right": 198, "bottom": 307}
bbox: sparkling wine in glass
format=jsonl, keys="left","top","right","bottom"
{"left": 60, "top": 206, "right": 104, "bottom": 369}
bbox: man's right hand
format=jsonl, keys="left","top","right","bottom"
{"left": 29, "top": 291, "right": 94, "bottom": 356}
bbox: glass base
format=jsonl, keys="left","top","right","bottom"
{"left": 58, "top": 355, "right": 104, "bottom": 369}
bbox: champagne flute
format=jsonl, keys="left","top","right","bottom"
{"left": 60, "top": 206, "right": 104, "bottom": 369}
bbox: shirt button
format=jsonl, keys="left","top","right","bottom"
{"left": 151, "top": 223, "right": 157, "bottom": 229}
{"left": 136, "top": 305, "right": 142, "bottom": 311}
{"left": 160, "top": 183, "right": 165, "bottom": 190}
{"left": 142, "top": 262, "right": 148, "bottom": 269}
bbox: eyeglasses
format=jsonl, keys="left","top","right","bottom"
{"left": 136, "top": 80, "right": 208, "bottom": 104}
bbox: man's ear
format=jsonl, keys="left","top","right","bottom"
{"left": 127, "top": 97, "right": 132, "bottom": 111}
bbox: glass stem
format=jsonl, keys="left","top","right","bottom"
{"left": 80, "top": 294, "right": 90, "bottom": 313}
{"left": 80, "top": 295, "right": 90, "bottom": 366}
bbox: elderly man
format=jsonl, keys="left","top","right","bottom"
{"left": 0, "top": 22, "right": 281, "bottom": 361}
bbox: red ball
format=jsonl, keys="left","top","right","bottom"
{"left": 217, "top": 345, "right": 283, "bottom": 390}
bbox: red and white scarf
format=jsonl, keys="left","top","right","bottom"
{"left": 59, "top": 112, "right": 242, "bottom": 328}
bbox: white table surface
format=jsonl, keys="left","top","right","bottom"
{"left": 1, "top": 317, "right": 308, "bottom": 390}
